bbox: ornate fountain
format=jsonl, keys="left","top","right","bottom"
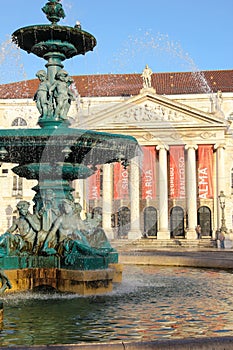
{"left": 0, "top": 0, "right": 139, "bottom": 295}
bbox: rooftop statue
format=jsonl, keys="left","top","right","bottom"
{"left": 141, "top": 64, "right": 153, "bottom": 88}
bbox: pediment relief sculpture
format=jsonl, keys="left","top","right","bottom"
{"left": 112, "top": 103, "right": 196, "bottom": 124}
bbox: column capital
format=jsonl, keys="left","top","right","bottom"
{"left": 214, "top": 143, "right": 226, "bottom": 150}
{"left": 156, "top": 144, "right": 169, "bottom": 151}
{"left": 185, "top": 144, "right": 198, "bottom": 151}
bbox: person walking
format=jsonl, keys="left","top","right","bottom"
{"left": 195, "top": 225, "right": 202, "bottom": 239}
{"left": 219, "top": 231, "right": 225, "bottom": 249}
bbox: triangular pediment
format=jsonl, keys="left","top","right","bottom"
{"left": 75, "top": 91, "right": 227, "bottom": 131}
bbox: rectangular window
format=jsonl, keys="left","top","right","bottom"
{"left": 12, "top": 176, "right": 23, "bottom": 197}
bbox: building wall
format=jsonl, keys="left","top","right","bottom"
{"left": 0, "top": 86, "right": 233, "bottom": 238}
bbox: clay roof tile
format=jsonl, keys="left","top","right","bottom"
{"left": 0, "top": 69, "right": 232, "bottom": 99}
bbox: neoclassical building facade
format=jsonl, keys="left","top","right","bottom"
{"left": 0, "top": 68, "right": 233, "bottom": 242}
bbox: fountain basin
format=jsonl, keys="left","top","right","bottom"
{"left": 12, "top": 25, "right": 97, "bottom": 58}
{"left": 0, "top": 126, "right": 138, "bottom": 166}
{"left": 12, "top": 163, "right": 95, "bottom": 180}
{"left": 1, "top": 264, "right": 233, "bottom": 346}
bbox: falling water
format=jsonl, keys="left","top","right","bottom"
{"left": 1, "top": 28, "right": 214, "bottom": 96}
{"left": 111, "top": 30, "right": 213, "bottom": 94}
{"left": 0, "top": 24, "right": 221, "bottom": 129}
{"left": 68, "top": 29, "right": 216, "bottom": 125}
{"left": 0, "top": 35, "right": 28, "bottom": 84}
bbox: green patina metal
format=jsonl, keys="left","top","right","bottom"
{"left": 0, "top": 0, "right": 139, "bottom": 292}
{"left": 0, "top": 256, "right": 60, "bottom": 270}
{"left": 0, "top": 126, "right": 138, "bottom": 165}
{"left": 42, "top": 0, "right": 65, "bottom": 24}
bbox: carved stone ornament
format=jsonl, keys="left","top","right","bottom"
{"left": 113, "top": 103, "right": 192, "bottom": 124}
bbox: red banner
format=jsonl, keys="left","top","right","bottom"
{"left": 114, "top": 162, "right": 129, "bottom": 199}
{"left": 169, "top": 145, "right": 185, "bottom": 199}
{"left": 141, "top": 146, "right": 156, "bottom": 199}
{"left": 198, "top": 145, "right": 213, "bottom": 199}
{"left": 88, "top": 167, "right": 101, "bottom": 200}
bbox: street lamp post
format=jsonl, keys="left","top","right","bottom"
{"left": 218, "top": 191, "right": 227, "bottom": 232}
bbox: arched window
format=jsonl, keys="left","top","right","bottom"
{"left": 197, "top": 206, "right": 212, "bottom": 237}
{"left": 11, "top": 117, "right": 27, "bottom": 127}
{"left": 170, "top": 206, "right": 185, "bottom": 238}
{"left": 144, "top": 206, "right": 157, "bottom": 236}
{"left": 117, "top": 206, "right": 130, "bottom": 238}
{"left": 92, "top": 207, "right": 102, "bottom": 219}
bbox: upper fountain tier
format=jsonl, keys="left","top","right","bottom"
{"left": 12, "top": 24, "right": 96, "bottom": 60}
{"left": 11, "top": 0, "right": 97, "bottom": 127}
{"left": 11, "top": 0, "right": 96, "bottom": 61}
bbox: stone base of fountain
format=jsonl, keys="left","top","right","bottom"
{"left": 0, "top": 253, "right": 122, "bottom": 295}
{"left": 2, "top": 262, "right": 122, "bottom": 295}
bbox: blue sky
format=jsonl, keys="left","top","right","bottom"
{"left": 0, "top": 0, "right": 232, "bottom": 84}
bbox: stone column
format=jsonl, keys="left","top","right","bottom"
{"left": 102, "top": 163, "right": 114, "bottom": 239}
{"left": 214, "top": 144, "right": 226, "bottom": 230}
{"left": 128, "top": 156, "right": 142, "bottom": 239}
{"left": 185, "top": 144, "right": 198, "bottom": 239}
{"left": 156, "top": 145, "right": 170, "bottom": 240}
{"left": 214, "top": 144, "right": 226, "bottom": 195}
{"left": 72, "top": 179, "right": 86, "bottom": 220}
{"left": 212, "top": 151, "right": 218, "bottom": 238}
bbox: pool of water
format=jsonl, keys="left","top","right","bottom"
{"left": 1, "top": 265, "right": 233, "bottom": 346}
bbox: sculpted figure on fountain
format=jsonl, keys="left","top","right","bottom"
{"left": 0, "top": 201, "right": 41, "bottom": 256}
{"left": 0, "top": 196, "right": 113, "bottom": 264}
{"left": 34, "top": 70, "right": 51, "bottom": 118}
{"left": 49, "top": 70, "right": 75, "bottom": 120}
{"left": 0, "top": 270, "right": 12, "bottom": 293}
{"left": 34, "top": 69, "right": 75, "bottom": 121}
{"left": 41, "top": 199, "right": 113, "bottom": 264}
{"left": 38, "top": 189, "right": 61, "bottom": 231}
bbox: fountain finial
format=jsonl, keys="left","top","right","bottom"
{"left": 42, "top": 0, "right": 65, "bottom": 24}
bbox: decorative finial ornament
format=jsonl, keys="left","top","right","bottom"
{"left": 42, "top": 0, "right": 65, "bottom": 24}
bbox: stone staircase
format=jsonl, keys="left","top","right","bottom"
{"left": 111, "top": 237, "right": 217, "bottom": 252}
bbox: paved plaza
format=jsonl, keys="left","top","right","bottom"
{"left": 119, "top": 247, "right": 233, "bottom": 269}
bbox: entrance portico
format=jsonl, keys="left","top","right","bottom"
{"left": 80, "top": 90, "right": 227, "bottom": 242}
